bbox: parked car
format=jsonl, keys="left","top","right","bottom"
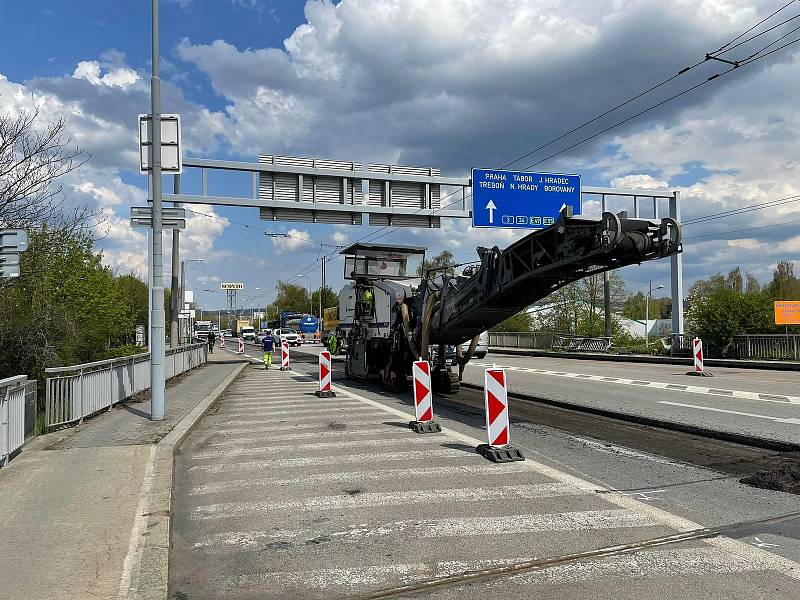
{"left": 461, "top": 330, "right": 489, "bottom": 359}
{"left": 274, "top": 328, "right": 302, "bottom": 347}
{"left": 255, "top": 329, "right": 273, "bottom": 344}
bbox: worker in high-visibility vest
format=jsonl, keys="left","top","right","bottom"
{"left": 363, "top": 288, "right": 373, "bottom": 303}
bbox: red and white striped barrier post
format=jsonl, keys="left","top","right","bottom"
{"left": 686, "top": 337, "right": 712, "bottom": 377}
{"left": 238, "top": 337, "right": 244, "bottom": 354}
{"left": 476, "top": 367, "right": 524, "bottom": 462}
{"left": 219, "top": 336, "right": 225, "bottom": 349}
{"left": 408, "top": 360, "right": 441, "bottom": 434}
{"left": 280, "top": 340, "right": 291, "bottom": 371}
{"left": 315, "top": 351, "right": 336, "bottom": 397}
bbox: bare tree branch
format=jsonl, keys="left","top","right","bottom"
{"left": 0, "top": 106, "right": 90, "bottom": 228}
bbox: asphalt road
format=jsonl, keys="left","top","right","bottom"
{"left": 459, "top": 352, "right": 800, "bottom": 446}
{"left": 168, "top": 342, "right": 800, "bottom": 599}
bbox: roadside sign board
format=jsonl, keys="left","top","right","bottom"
{"left": 0, "top": 229, "right": 28, "bottom": 251}
{"left": 774, "top": 301, "right": 800, "bottom": 325}
{"left": 139, "top": 113, "right": 182, "bottom": 174}
{"left": 220, "top": 282, "right": 244, "bottom": 290}
{"left": 471, "top": 168, "right": 581, "bottom": 229}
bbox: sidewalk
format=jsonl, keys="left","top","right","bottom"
{"left": 0, "top": 352, "right": 247, "bottom": 600}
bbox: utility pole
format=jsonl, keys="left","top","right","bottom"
{"left": 320, "top": 255, "right": 325, "bottom": 318}
{"left": 601, "top": 196, "right": 612, "bottom": 338}
{"left": 149, "top": 0, "right": 166, "bottom": 421}
{"left": 170, "top": 174, "right": 180, "bottom": 348}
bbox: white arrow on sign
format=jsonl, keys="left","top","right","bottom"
{"left": 485, "top": 200, "right": 497, "bottom": 224}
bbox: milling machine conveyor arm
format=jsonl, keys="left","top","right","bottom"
{"left": 423, "top": 210, "right": 682, "bottom": 345}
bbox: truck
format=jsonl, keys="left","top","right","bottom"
{"left": 193, "top": 320, "right": 214, "bottom": 341}
{"left": 231, "top": 319, "right": 251, "bottom": 338}
{"left": 322, "top": 306, "right": 340, "bottom": 350}
{"left": 339, "top": 208, "right": 681, "bottom": 394}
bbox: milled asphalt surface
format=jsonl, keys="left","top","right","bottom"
{"left": 169, "top": 343, "right": 800, "bottom": 599}
{"left": 457, "top": 352, "right": 800, "bottom": 446}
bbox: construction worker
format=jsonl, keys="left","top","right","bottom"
{"left": 262, "top": 330, "right": 276, "bottom": 370}
{"left": 363, "top": 288, "right": 374, "bottom": 304}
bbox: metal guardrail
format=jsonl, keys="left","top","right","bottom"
{"left": 488, "top": 332, "right": 555, "bottom": 350}
{"left": 44, "top": 342, "right": 208, "bottom": 429}
{"left": 1, "top": 375, "right": 34, "bottom": 466}
{"left": 488, "top": 332, "right": 612, "bottom": 352}
{"left": 730, "top": 334, "right": 800, "bottom": 360}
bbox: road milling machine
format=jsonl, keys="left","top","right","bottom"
{"left": 339, "top": 207, "right": 682, "bottom": 394}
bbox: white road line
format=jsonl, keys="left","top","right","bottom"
{"left": 203, "top": 427, "right": 393, "bottom": 447}
{"left": 190, "top": 483, "right": 583, "bottom": 520}
{"left": 222, "top": 546, "right": 778, "bottom": 593}
{"left": 187, "top": 448, "right": 472, "bottom": 474}
{"left": 468, "top": 361, "right": 800, "bottom": 406}
{"left": 223, "top": 399, "right": 352, "bottom": 407}
{"left": 565, "top": 435, "right": 682, "bottom": 466}
{"left": 657, "top": 401, "right": 800, "bottom": 424}
{"left": 219, "top": 411, "right": 386, "bottom": 426}
{"left": 327, "top": 378, "right": 800, "bottom": 581}
{"left": 190, "top": 462, "right": 535, "bottom": 495}
{"left": 193, "top": 509, "right": 657, "bottom": 550}
{"left": 212, "top": 419, "right": 387, "bottom": 434}
{"left": 190, "top": 436, "right": 446, "bottom": 460}
{"left": 220, "top": 405, "right": 371, "bottom": 417}
{"left": 221, "top": 402, "right": 364, "bottom": 414}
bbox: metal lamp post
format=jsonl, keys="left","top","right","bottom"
{"left": 180, "top": 258, "right": 203, "bottom": 342}
{"left": 645, "top": 280, "right": 664, "bottom": 349}
{"left": 149, "top": 0, "right": 165, "bottom": 421}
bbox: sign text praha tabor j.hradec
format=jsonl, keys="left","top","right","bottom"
{"left": 471, "top": 168, "right": 581, "bottom": 229}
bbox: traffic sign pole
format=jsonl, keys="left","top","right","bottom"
{"left": 149, "top": 0, "right": 166, "bottom": 421}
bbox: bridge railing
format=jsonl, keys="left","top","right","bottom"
{"left": 1, "top": 375, "right": 35, "bottom": 466}
{"left": 488, "top": 332, "right": 612, "bottom": 352}
{"left": 44, "top": 342, "right": 208, "bottom": 429}
{"left": 729, "top": 334, "right": 800, "bottom": 360}
{"left": 488, "top": 332, "right": 555, "bottom": 350}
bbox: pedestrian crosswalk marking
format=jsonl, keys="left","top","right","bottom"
{"left": 191, "top": 483, "right": 583, "bottom": 520}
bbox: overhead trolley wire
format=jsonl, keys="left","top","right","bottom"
{"left": 290, "top": 5, "right": 800, "bottom": 276}
{"left": 711, "top": 0, "right": 797, "bottom": 54}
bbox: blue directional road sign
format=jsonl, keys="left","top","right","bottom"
{"left": 471, "top": 168, "right": 581, "bottom": 229}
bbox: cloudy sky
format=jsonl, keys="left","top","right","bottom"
{"left": 3, "top": 0, "right": 800, "bottom": 309}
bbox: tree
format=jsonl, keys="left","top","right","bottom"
{"left": 311, "top": 285, "right": 339, "bottom": 316}
{"left": 269, "top": 280, "right": 312, "bottom": 316}
{"left": 0, "top": 226, "right": 135, "bottom": 380}
{"left": 116, "top": 274, "right": 149, "bottom": 328}
{"left": 0, "top": 107, "right": 87, "bottom": 227}
{"left": 766, "top": 260, "right": 800, "bottom": 300}
{"left": 417, "top": 250, "right": 456, "bottom": 277}
{"left": 490, "top": 311, "right": 534, "bottom": 332}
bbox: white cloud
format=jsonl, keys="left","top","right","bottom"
{"left": 610, "top": 174, "right": 669, "bottom": 190}
{"left": 271, "top": 228, "right": 312, "bottom": 253}
{"left": 72, "top": 61, "right": 139, "bottom": 89}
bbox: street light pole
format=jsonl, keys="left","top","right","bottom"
{"left": 180, "top": 258, "right": 203, "bottom": 343}
{"left": 149, "top": 0, "right": 165, "bottom": 421}
{"left": 645, "top": 280, "right": 664, "bottom": 349}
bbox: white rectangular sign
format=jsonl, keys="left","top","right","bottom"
{"left": 139, "top": 114, "right": 182, "bottom": 174}
{"left": 220, "top": 282, "right": 244, "bottom": 290}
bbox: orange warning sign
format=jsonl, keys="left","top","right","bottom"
{"left": 774, "top": 301, "right": 800, "bottom": 325}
